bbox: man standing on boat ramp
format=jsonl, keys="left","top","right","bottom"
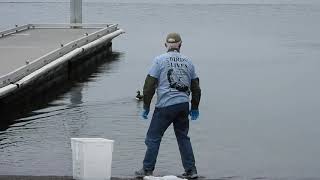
{"left": 135, "top": 32, "right": 201, "bottom": 179}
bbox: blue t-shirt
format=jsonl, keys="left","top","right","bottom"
{"left": 148, "top": 51, "right": 198, "bottom": 108}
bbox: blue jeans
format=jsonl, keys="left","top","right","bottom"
{"left": 143, "top": 102, "right": 197, "bottom": 172}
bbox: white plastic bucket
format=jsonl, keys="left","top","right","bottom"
{"left": 71, "top": 138, "right": 114, "bottom": 180}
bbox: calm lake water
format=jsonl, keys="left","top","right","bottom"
{"left": 1, "top": 1, "right": 320, "bottom": 179}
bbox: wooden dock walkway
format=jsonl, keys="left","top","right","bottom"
{"left": 0, "top": 24, "right": 124, "bottom": 99}
{"left": 0, "top": 27, "right": 97, "bottom": 76}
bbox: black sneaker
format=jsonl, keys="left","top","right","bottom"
{"left": 135, "top": 168, "right": 153, "bottom": 178}
{"left": 181, "top": 169, "right": 198, "bottom": 179}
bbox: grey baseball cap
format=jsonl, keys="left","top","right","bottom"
{"left": 166, "top": 32, "right": 182, "bottom": 43}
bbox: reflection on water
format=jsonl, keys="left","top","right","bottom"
{"left": 0, "top": 51, "right": 125, "bottom": 176}
{"left": 70, "top": 86, "right": 83, "bottom": 106}
{"left": 0, "top": 52, "right": 122, "bottom": 130}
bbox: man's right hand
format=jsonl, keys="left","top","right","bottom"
{"left": 141, "top": 108, "right": 150, "bottom": 119}
{"left": 190, "top": 109, "right": 199, "bottom": 120}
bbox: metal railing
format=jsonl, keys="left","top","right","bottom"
{"left": 0, "top": 24, "right": 119, "bottom": 88}
{"left": 0, "top": 24, "right": 33, "bottom": 38}
{"left": 0, "top": 23, "right": 114, "bottom": 39}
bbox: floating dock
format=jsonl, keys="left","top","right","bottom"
{"left": 0, "top": 23, "right": 124, "bottom": 113}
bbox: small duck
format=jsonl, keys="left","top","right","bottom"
{"left": 136, "top": 90, "right": 144, "bottom": 101}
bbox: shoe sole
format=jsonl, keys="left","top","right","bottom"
{"left": 178, "top": 175, "right": 199, "bottom": 179}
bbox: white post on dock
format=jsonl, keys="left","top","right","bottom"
{"left": 70, "top": 0, "right": 82, "bottom": 24}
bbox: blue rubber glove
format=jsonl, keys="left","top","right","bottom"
{"left": 141, "top": 108, "right": 150, "bottom": 119}
{"left": 190, "top": 109, "right": 199, "bottom": 120}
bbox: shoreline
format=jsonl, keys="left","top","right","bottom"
{"left": 0, "top": 176, "right": 137, "bottom": 180}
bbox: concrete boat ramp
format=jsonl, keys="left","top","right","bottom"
{"left": 0, "top": 23, "right": 124, "bottom": 105}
